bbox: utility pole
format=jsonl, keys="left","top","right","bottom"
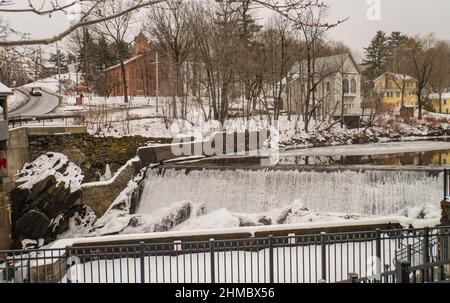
{"left": 156, "top": 51, "right": 159, "bottom": 113}
{"left": 56, "top": 42, "right": 61, "bottom": 95}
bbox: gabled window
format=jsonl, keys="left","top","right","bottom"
{"left": 350, "top": 78, "right": 357, "bottom": 94}
{"left": 343, "top": 79, "right": 349, "bottom": 94}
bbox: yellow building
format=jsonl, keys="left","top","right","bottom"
{"left": 373, "top": 73, "right": 418, "bottom": 112}
{"left": 429, "top": 93, "right": 450, "bottom": 114}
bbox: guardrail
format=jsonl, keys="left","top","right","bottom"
{"left": 8, "top": 114, "right": 85, "bottom": 128}
{"left": 1, "top": 226, "right": 449, "bottom": 283}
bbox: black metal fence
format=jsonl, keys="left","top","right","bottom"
{"left": 1, "top": 227, "right": 449, "bottom": 284}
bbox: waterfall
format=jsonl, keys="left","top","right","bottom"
{"left": 136, "top": 168, "right": 442, "bottom": 216}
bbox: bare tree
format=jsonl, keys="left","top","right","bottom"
{"left": 146, "top": 0, "right": 193, "bottom": 119}
{"left": 189, "top": 1, "right": 241, "bottom": 124}
{"left": 387, "top": 41, "right": 415, "bottom": 110}
{"left": 0, "top": 0, "right": 337, "bottom": 47}
{"left": 406, "top": 35, "right": 438, "bottom": 120}
{"left": 429, "top": 41, "right": 450, "bottom": 113}
{"left": 294, "top": 4, "right": 339, "bottom": 132}
{"left": 93, "top": 0, "right": 134, "bottom": 103}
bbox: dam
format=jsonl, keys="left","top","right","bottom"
{"left": 136, "top": 168, "right": 442, "bottom": 216}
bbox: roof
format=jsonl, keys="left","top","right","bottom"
{"left": 0, "top": 81, "right": 13, "bottom": 96}
{"left": 429, "top": 92, "right": 450, "bottom": 100}
{"left": 374, "top": 72, "right": 416, "bottom": 83}
{"left": 285, "top": 53, "right": 360, "bottom": 85}
{"left": 104, "top": 54, "right": 145, "bottom": 72}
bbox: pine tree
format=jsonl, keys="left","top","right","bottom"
{"left": 388, "top": 31, "right": 408, "bottom": 50}
{"left": 77, "top": 29, "right": 96, "bottom": 86}
{"left": 362, "top": 31, "right": 389, "bottom": 81}
{"left": 49, "top": 51, "right": 68, "bottom": 73}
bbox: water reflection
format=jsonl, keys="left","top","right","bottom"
{"left": 277, "top": 149, "right": 450, "bottom": 167}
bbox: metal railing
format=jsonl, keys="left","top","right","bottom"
{"left": 8, "top": 114, "right": 85, "bottom": 128}
{"left": 1, "top": 227, "right": 449, "bottom": 284}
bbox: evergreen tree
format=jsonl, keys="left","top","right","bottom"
{"left": 362, "top": 31, "right": 389, "bottom": 81}
{"left": 386, "top": 32, "right": 409, "bottom": 60}
{"left": 77, "top": 29, "right": 96, "bottom": 86}
{"left": 388, "top": 31, "right": 408, "bottom": 50}
{"left": 49, "top": 51, "right": 68, "bottom": 73}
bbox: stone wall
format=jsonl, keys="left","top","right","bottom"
{"left": 27, "top": 133, "right": 171, "bottom": 182}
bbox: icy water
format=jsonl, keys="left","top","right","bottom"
{"left": 137, "top": 168, "right": 442, "bottom": 216}
{"left": 195, "top": 140, "right": 450, "bottom": 167}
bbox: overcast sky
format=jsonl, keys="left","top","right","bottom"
{"left": 2, "top": 0, "right": 450, "bottom": 56}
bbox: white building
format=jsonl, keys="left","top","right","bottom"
{"left": 282, "top": 53, "right": 362, "bottom": 122}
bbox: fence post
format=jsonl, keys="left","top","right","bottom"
{"left": 269, "top": 235, "right": 274, "bottom": 283}
{"left": 210, "top": 238, "right": 215, "bottom": 284}
{"left": 375, "top": 229, "right": 382, "bottom": 281}
{"left": 396, "top": 260, "right": 411, "bottom": 283}
{"left": 321, "top": 233, "right": 327, "bottom": 282}
{"left": 422, "top": 228, "right": 430, "bottom": 282}
{"left": 444, "top": 169, "right": 448, "bottom": 202}
{"left": 65, "top": 246, "right": 72, "bottom": 284}
{"left": 140, "top": 242, "right": 145, "bottom": 284}
{"left": 26, "top": 250, "right": 31, "bottom": 283}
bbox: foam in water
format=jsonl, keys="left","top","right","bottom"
{"left": 137, "top": 169, "right": 442, "bottom": 216}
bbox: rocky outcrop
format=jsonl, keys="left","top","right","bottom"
{"left": 10, "top": 153, "right": 84, "bottom": 246}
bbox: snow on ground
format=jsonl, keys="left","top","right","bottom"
{"left": 6, "top": 90, "right": 28, "bottom": 113}
{"left": 23, "top": 78, "right": 59, "bottom": 94}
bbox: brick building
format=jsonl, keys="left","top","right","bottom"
{"left": 105, "top": 33, "right": 172, "bottom": 97}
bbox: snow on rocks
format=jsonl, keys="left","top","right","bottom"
{"left": 16, "top": 152, "right": 84, "bottom": 193}
{"left": 11, "top": 153, "right": 84, "bottom": 245}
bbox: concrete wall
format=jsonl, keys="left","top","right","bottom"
{"left": 8, "top": 127, "right": 29, "bottom": 175}
{"left": 0, "top": 192, "right": 11, "bottom": 251}
{"left": 137, "top": 130, "right": 269, "bottom": 168}
{"left": 8, "top": 126, "right": 88, "bottom": 175}
{"left": 81, "top": 159, "right": 139, "bottom": 217}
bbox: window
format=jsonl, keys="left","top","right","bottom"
{"left": 350, "top": 78, "right": 357, "bottom": 94}
{"left": 396, "top": 92, "right": 400, "bottom": 98}
{"left": 343, "top": 79, "right": 349, "bottom": 94}
{"left": 326, "top": 81, "right": 331, "bottom": 93}
{"left": 444, "top": 99, "right": 447, "bottom": 106}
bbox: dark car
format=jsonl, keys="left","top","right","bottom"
{"left": 30, "top": 87, "right": 43, "bottom": 96}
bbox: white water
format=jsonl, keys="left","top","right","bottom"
{"left": 136, "top": 169, "right": 442, "bottom": 216}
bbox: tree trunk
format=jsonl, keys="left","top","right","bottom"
{"left": 417, "top": 89, "right": 423, "bottom": 120}
{"left": 120, "top": 60, "right": 129, "bottom": 104}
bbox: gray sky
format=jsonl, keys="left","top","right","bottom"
{"left": 2, "top": 0, "right": 450, "bottom": 56}
{"left": 327, "top": 0, "right": 450, "bottom": 55}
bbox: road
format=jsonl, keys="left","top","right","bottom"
{"left": 9, "top": 90, "right": 59, "bottom": 117}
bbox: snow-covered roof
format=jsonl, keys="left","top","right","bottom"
{"left": 284, "top": 53, "right": 360, "bottom": 85}
{"left": 429, "top": 92, "right": 450, "bottom": 100}
{"left": 104, "top": 54, "right": 145, "bottom": 72}
{"left": 0, "top": 81, "right": 13, "bottom": 96}
{"left": 374, "top": 72, "right": 416, "bottom": 83}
